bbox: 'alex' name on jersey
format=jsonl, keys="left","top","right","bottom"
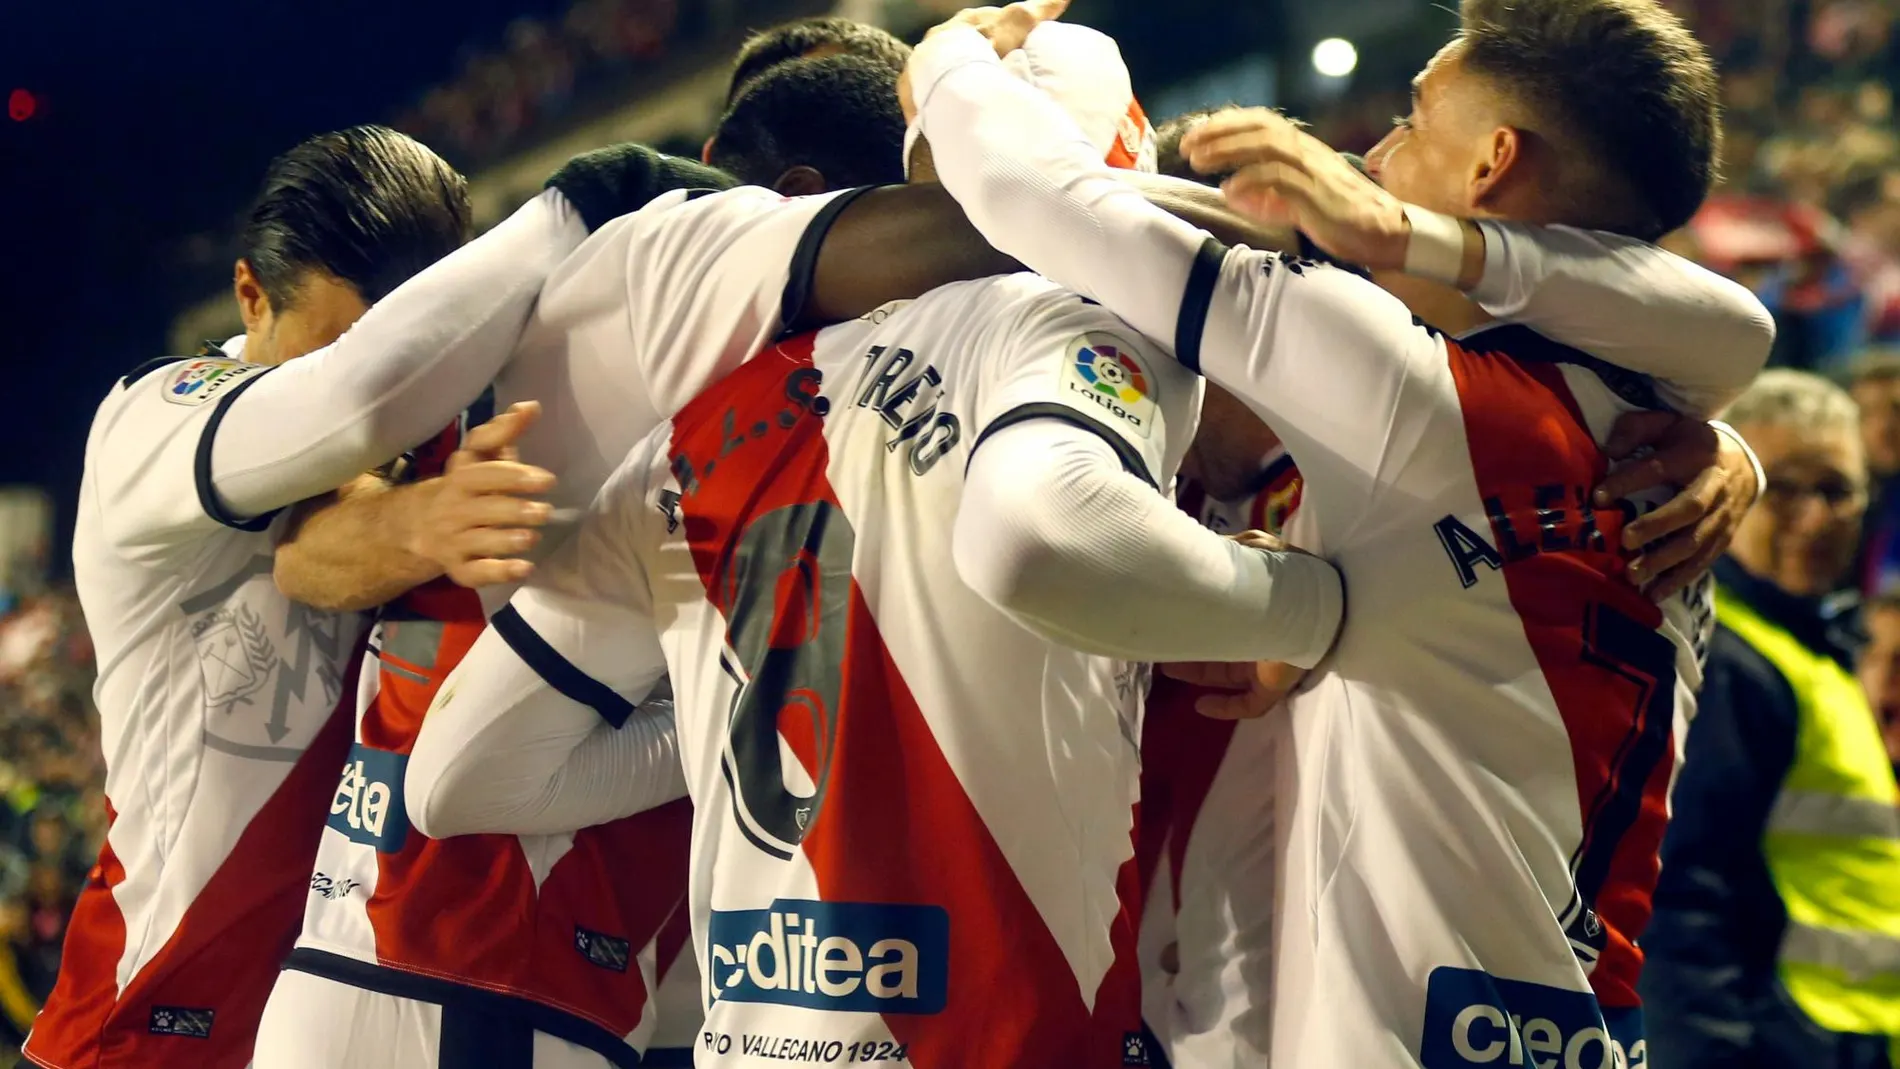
{"left": 707, "top": 899, "right": 948, "bottom": 1015}
{"left": 1435, "top": 484, "right": 1649, "bottom": 589}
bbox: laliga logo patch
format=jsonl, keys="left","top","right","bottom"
{"left": 1064, "top": 333, "right": 1158, "bottom": 439}
{"left": 162, "top": 358, "right": 265, "bottom": 407}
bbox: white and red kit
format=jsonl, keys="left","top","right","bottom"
{"left": 1134, "top": 461, "right": 1303, "bottom": 1069}
{"left": 251, "top": 413, "right": 696, "bottom": 1069}
{"left": 406, "top": 177, "right": 1365, "bottom": 1067}
{"left": 37, "top": 186, "right": 589, "bottom": 1069}
{"left": 915, "top": 26, "right": 1772, "bottom": 1068}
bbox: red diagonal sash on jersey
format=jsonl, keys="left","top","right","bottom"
{"left": 668, "top": 333, "right": 1135, "bottom": 1066}
{"left": 1446, "top": 341, "right": 1675, "bottom": 1010}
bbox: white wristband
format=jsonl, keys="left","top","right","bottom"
{"left": 1402, "top": 203, "right": 1467, "bottom": 286}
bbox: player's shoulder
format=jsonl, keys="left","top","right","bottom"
{"left": 102, "top": 341, "right": 270, "bottom": 420}
{"left": 594, "top": 183, "right": 801, "bottom": 238}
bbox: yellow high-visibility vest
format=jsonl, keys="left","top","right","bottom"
{"left": 1714, "top": 586, "right": 1900, "bottom": 1043}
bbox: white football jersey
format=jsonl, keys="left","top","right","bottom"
{"left": 492, "top": 270, "right": 1201, "bottom": 1067}
{"left": 42, "top": 338, "right": 368, "bottom": 1068}
{"left": 913, "top": 32, "right": 1743, "bottom": 1064}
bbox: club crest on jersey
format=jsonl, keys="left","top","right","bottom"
{"left": 181, "top": 555, "right": 350, "bottom": 752}
{"left": 162, "top": 358, "right": 265, "bottom": 407}
{"left": 706, "top": 899, "right": 948, "bottom": 1015}
{"left": 1064, "top": 333, "right": 1157, "bottom": 439}
{"left": 327, "top": 743, "right": 410, "bottom": 853}
{"left": 190, "top": 603, "right": 275, "bottom": 712}
{"left": 1420, "top": 967, "right": 1646, "bottom": 1069}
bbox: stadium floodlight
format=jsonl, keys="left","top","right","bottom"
{"left": 1311, "top": 38, "right": 1358, "bottom": 79}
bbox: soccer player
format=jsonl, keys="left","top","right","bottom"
{"left": 251, "top": 55, "right": 914, "bottom": 1069}
{"left": 1137, "top": 108, "right": 1769, "bottom": 1069}
{"left": 907, "top": 1, "right": 1769, "bottom": 1064}
{"left": 406, "top": 154, "right": 1337, "bottom": 1069}
{"left": 30, "top": 126, "right": 488, "bottom": 1069}
{"left": 405, "top": 25, "right": 1776, "bottom": 1069}
{"left": 705, "top": 16, "right": 912, "bottom": 167}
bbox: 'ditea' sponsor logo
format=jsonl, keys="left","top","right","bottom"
{"left": 707, "top": 899, "right": 948, "bottom": 1015}
{"left": 1421, "top": 967, "right": 1646, "bottom": 1069}
{"left": 327, "top": 743, "right": 410, "bottom": 852}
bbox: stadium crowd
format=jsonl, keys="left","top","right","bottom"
{"left": 6, "top": 0, "right": 1900, "bottom": 1067}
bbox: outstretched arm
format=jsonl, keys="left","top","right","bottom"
{"left": 407, "top": 437, "right": 683, "bottom": 837}
{"left": 957, "top": 420, "right": 1341, "bottom": 665}
{"left": 206, "top": 191, "right": 585, "bottom": 524}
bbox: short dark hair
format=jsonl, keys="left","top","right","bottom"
{"left": 239, "top": 125, "right": 472, "bottom": 308}
{"left": 709, "top": 54, "right": 907, "bottom": 189}
{"left": 727, "top": 17, "right": 910, "bottom": 105}
{"left": 1154, "top": 108, "right": 1233, "bottom": 187}
{"left": 1459, "top": 0, "right": 1721, "bottom": 240}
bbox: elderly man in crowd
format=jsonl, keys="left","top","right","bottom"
{"left": 1643, "top": 369, "right": 1900, "bottom": 1069}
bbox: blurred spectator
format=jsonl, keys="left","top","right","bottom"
{"left": 1859, "top": 594, "right": 1900, "bottom": 770}
{"left": 0, "top": 584, "right": 107, "bottom": 1048}
{"left": 1641, "top": 370, "right": 1900, "bottom": 1069}
{"left": 395, "top": 0, "right": 682, "bottom": 165}
{"left": 1851, "top": 350, "right": 1900, "bottom": 596}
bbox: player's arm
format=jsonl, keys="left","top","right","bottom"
{"left": 915, "top": 21, "right": 1774, "bottom": 409}
{"left": 1180, "top": 107, "right": 1775, "bottom": 417}
{"left": 274, "top": 403, "right": 556, "bottom": 612}
{"left": 954, "top": 293, "right": 1343, "bottom": 666}
{"left": 273, "top": 474, "right": 437, "bottom": 613}
{"left": 959, "top": 427, "right": 1342, "bottom": 665}
{"left": 96, "top": 190, "right": 586, "bottom": 558}
{"left": 913, "top": 27, "right": 1453, "bottom": 531}
{"left": 406, "top": 438, "right": 684, "bottom": 839}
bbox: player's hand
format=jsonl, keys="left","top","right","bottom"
{"left": 408, "top": 402, "right": 557, "bottom": 589}
{"left": 902, "top": 0, "right": 1069, "bottom": 122}
{"left": 1158, "top": 658, "right": 1308, "bottom": 720}
{"left": 1180, "top": 108, "right": 1409, "bottom": 270}
{"left": 922, "top": 0, "right": 1068, "bottom": 50}
{"left": 1593, "top": 412, "right": 1759, "bottom": 601}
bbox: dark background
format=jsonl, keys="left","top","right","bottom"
{"left": 0, "top": 0, "right": 1304, "bottom": 565}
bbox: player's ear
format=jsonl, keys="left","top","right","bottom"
{"left": 1468, "top": 125, "right": 1521, "bottom": 211}
{"left": 772, "top": 165, "right": 830, "bottom": 198}
{"left": 233, "top": 258, "right": 271, "bottom": 334}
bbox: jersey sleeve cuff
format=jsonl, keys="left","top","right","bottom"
{"left": 194, "top": 368, "right": 281, "bottom": 532}
{"left": 1259, "top": 549, "right": 1345, "bottom": 670}
{"left": 491, "top": 603, "right": 637, "bottom": 728}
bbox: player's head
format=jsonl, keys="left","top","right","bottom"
{"left": 1155, "top": 109, "right": 1230, "bottom": 186}
{"left": 1722, "top": 369, "right": 1868, "bottom": 598}
{"left": 726, "top": 17, "right": 910, "bottom": 105}
{"left": 708, "top": 53, "right": 907, "bottom": 195}
{"left": 235, "top": 125, "right": 471, "bottom": 366}
{"left": 1365, "top": 0, "right": 1719, "bottom": 242}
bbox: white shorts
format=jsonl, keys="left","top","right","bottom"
{"left": 253, "top": 970, "right": 616, "bottom": 1069}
